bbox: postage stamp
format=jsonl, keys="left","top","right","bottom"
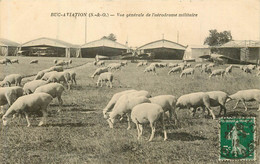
{"left": 219, "top": 117, "right": 256, "bottom": 161}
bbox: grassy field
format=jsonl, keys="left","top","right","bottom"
{"left": 0, "top": 57, "right": 259, "bottom": 163}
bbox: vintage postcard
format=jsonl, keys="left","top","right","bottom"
{"left": 0, "top": 0, "right": 259, "bottom": 163}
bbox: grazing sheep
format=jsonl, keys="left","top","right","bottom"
{"left": 227, "top": 89, "right": 260, "bottom": 111}
{"left": 207, "top": 63, "right": 215, "bottom": 68}
{"left": 103, "top": 89, "right": 137, "bottom": 118}
{"left": 168, "top": 66, "right": 182, "bottom": 75}
{"left": 91, "top": 67, "right": 109, "bottom": 78}
{"left": 143, "top": 61, "right": 148, "bottom": 65}
{"left": 110, "top": 63, "right": 121, "bottom": 71}
{"left": 0, "top": 86, "right": 24, "bottom": 115}
{"left": 96, "top": 61, "right": 105, "bottom": 67}
{"left": 159, "top": 63, "right": 168, "bottom": 68}
{"left": 209, "top": 69, "right": 225, "bottom": 78}
{"left": 46, "top": 72, "right": 70, "bottom": 90}
{"left": 34, "top": 69, "right": 52, "bottom": 80}
{"left": 55, "top": 60, "right": 65, "bottom": 66}
{"left": 11, "top": 59, "right": 19, "bottom": 64}
{"left": 107, "top": 95, "right": 151, "bottom": 129}
{"left": 168, "top": 63, "right": 178, "bottom": 68}
{"left": 23, "top": 80, "right": 48, "bottom": 95}
{"left": 30, "top": 59, "right": 38, "bottom": 64}
{"left": 64, "top": 70, "right": 77, "bottom": 85}
{"left": 48, "top": 66, "right": 64, "bottom": 72}
{"left": 180, "top": 68, "right": 195, "bottom": 78}
{"left": 2, "top": 93, "right": 53, "bottom": 127}
{"left": 0, "top": 58, "right": 12, "bottom": 65}
{"left": 247, "top": 64, "right": 256, "bottom": 70}
{"left": 120, "top": 61, "right": 128, "bottom": 66}
{"left": 34, "top": 83, "right": 65, "bottom": 112}
{"left": 137, "top": 62, "right": 144, "bottom": 67}
{"left": 144, "top": 65, "right": 156, "bottom": 74}
{"left": 186, "top": 63, "right": 192, "bottom": 68}
{"left": 194, "top": 63, "right": 202, "bottom": 69}
{"left": 131, "top": 103, "right": 167, "bottom": 142}
{"left": 149, "top": 95, "right": 178, "bottom": 124}
{"left": 176, "top": 92, "right": 215, "bottom": 119}
{"left": 97, "top": 72, "right": 113, "bottom": 88}
{"left": 0, "top": 74, "right": 23, "bottom": 87}
{"left": 41, "top": 71, "right": 58, "bottom": 81}
{"left": 225, "top": 65, "right": 233, "bottom": 74}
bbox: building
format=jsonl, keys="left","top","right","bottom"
{"left": 137, "top": 39, "right": 186, "bottom": 60}
{"left": 81, "top": 38, "right": 129, "bottom": 58}
{"left": 20, "top": 37, "right": 81, "bottom": 57}
{"left": 0, "top": 38, "right": 20, "bottom": 56}
{"left": 216, "top": 40, "right": 260, "bottom": 64}
{"left": 183, "top": 45, "right": 211, "bottom": 62}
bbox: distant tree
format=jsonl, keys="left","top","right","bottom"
{"left": 102, "top": 33, "right": 117, "bottom": 41}
{"left": 204, "top": 29, "right": 232, "bottom": 46}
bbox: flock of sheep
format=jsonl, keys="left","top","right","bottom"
{"left": 0, "top": 58, "right": 260, "bottom": 142}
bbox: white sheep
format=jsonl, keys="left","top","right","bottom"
{"left": 34, "top": 83, "right": 65, "bottom": 112}
{"left": 64, "top": 70, "right": 77, "bottom": 85}
{"left": 46, "top": 72, "right": 71, "bottom": 90}
{"left": 120, "top": 61, "right": 128, "bottom": 66}
{"left": 201, "top": 64, "right": 208, "bottom": 73}
{"left": 144, "top": 65, "right": 156, "bottom": 74}
{"left": 110, "top": 63, "right": 121, "bottom": 71}
{"left": 91, "top": 67, "right": 109, "bottom": 78}
{"left": 107, "top": 95, "right": 151, "bottom": 129}
{"left": 207, "top": 63, "right": 215, "bottom": 68}
{"left": 225, "top": 65, "right": 233, "bottom": 74}
{"left": 23, "top": 80, "right": 48, "bottom": 95}
{"left": 0, "top": 58, "right": 12, "bottom": 65}
{"left": 41, "top": 71, "right": 58, "bottom": 81}
{"left": 194, "top": 63, "right": 202, "bottom": 69}
{"left": 96, "top": 72, "right": 113, "bottom": 88}
{"left": 186, "top": 63, "right": 192, "bottom": 68}
{"left": 103, "top": 89, "right": 137, "bottom": 118}
{"left": 209, "top": 69, "right": 225, "bottom": 78}
{"left": 55, "top": 60, "right": 66, "bottom": 66}
{"left": 176, "top": 92, "right": 215, "bottom": 119}
{"left": 168, "top": 63, "right": 178, "bottom": 68}
{"left": 107, "top": 90, "right": 152, "bottom": 129}
{"left": 180, "top": 68, "right": 195, "bottom": 78}
{"left": 159, "top": 63, "right": 168, "bottom": 68}
{"left": 11, "top": 59, "right": 19, "bottom": 64}
{"left": 137, "top": 62, "right": 144, "bottom": 67}
{"left": 30, "top": 59, "right": 38, "bottom": 64}
{"left": 149, "top": 95, "right": 178, "bottom": 124}
{"left": 2, "top": 93, "right": 53, "bottom": 127}
{"left": 48, "top": 66, "right": 64, "bottom": 72}
{"left": 34, "top": 69, "right": 52, "bottom": 80}
{"left": 168, "top": 66, "right": 182, "bottom": 75}
{"left": 96, "top": 61, "right": 105, "bottom": 67}
{"left": 227, "top": 89, "right": 260, "bottom": 111}
{"left": 0, "top": 86, "right": 24, "bottom": 115}
{"left": 0, "top": 74, "right": 23, "bottom": 87}
{"left": 131, "top": 103, "right": 167, "bottom": 142}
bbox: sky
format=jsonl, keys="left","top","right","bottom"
{"left": 0, "top": 0, "right": 259, "bottom": 47}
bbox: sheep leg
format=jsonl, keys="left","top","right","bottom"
{"left": 107, "top": 118, "right": 113, "bottom": 128}
{"left": 233, "top": 100, "right": 240, "bottom": 109}
{"left": 109, "top": 81, "right": 113, "bottom": 88}
{"left": 57, "top": 96, "right": 63, "bottom": 112}
{"left": 241, "top": 99, "right": 248, "bottom": 111}
{"left": 138, "top": 124, "right": 143, "bottom": 140}
{"left": 136, "top": 123, "right": 141, "bottom": 139}
{"left": 257, "top": 104, "right": 260, "bottom": 111}
{"left": 207, "top": 107, "right": 216, "bottom": 119}
{"left": 38, "top": 110, "right": 47, "bottom": 126}
{"left": 126, "top": 113, "right": 131, "bottom": 130}
{"left": 25, "top": 113, "right": 31, "bottom": 127}
{"left": 149, "top": 122, "right": 156, "bottom": 142}
{"left": 162, "top": 113, "right": 167, "bottom": 141}
{"left": 73, "top": 78, "right": 77, "bottom": 85}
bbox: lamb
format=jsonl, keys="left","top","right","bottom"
{"left": 194, "top": 63, "right": 202, "bottom": 69}
{"left": 0, "top": 58, "right": 12, "bottom": 65}
{"left": 225, "top": 65, "right": 233, "bottom": 74}
{"left": 0, "top": 74, "right": 23, "bottom": 87}
{"left": 34, "top": 83, "right": 65, "bottom": 112}
{"left": 46, "top": 72, "right": 71, "bottom": 90}
{"left": 168, "top": 66, "right": 182, "bottom": 75}
{"left": 209, "top": 69, "right": 225, "bottom": 78}
{"left": 176, "top": 92, "right": 215, "bottom": 119}
{"left": 2, "top": 93, "right": 53, "bottom": 127}
{"left": 23, "top": 80, "right": 48, "bottom": 95}
{"left": 103, "top": 89, "right": 137, "bottom": 118}
{"left": 11, "top": 59, "right": 19, "bottom": 64}
{"left": 180, "top": 68, "right": 195, "bottom": 78}
{"left": 30, "top": 59, "right": 38, "bottom": 64}
{"left": 149, "top": 95, "right": 178, "bottom": 124}
{"left": 91, "top": 67, "right": 109, "bottom": 78}
{"left": 144, "top": 65, "right": 156, "bottom": 74}
{"left": 96, "top": 72, "right": 113, "bottom": 88}
{"left": 227, "top": 89, "right": 260, "bottom": 111}
{"left": 0, "top": 86, "right": 24, "bottom": 115}
{"left": 107, "top": 95, "right": 151, "bottom": 129}
{"left": 131, "top": 103, "right": 167, "bottom": 142}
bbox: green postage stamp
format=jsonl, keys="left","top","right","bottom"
{"left": 219, "top": 117, "right": 255, "bottom": 161}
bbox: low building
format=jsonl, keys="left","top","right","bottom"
{"left": 137, "top": 39, "right": 186, "bottom": 60}
{"left": 183, "top": 45, "right": 211, "bottom": 62}
{"left": 0, "top": 38, "right": 20, "bottom": 56}
{"left": 81, "top": 38, "right": 129, "bottom": 58}
{"left": 20, "top": 37, "right": 81, "bottom": 57}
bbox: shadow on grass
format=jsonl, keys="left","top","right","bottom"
{"left": 45, "top": 122, "right": 95, "bottom": 127}
{"left": 166, "top": 132, "right": 207, "bottom": 141}
{"left": 49, "top": 104, "right": 79, "bottom": 107}
{"left": 225, "top": 111, "right": 257, "bottom": 117}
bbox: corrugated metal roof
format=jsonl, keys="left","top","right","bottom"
{"left": 138, "top": 39, "right": 186, "bottom": 50}
{"left": 81, "top": 38, "right": 128, "bottom": 49}
{"left": 0, "top": 38, "right": 20, "bottom": 47}
{"left": 21, "top": 37, "right": 78, "bottom": 48}
{"left": 221, "top": 40, "right": 260, "bottom": 48}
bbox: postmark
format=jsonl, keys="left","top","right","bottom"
{"left": 219, "top": 117, "right": 255, "bottom": 161}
